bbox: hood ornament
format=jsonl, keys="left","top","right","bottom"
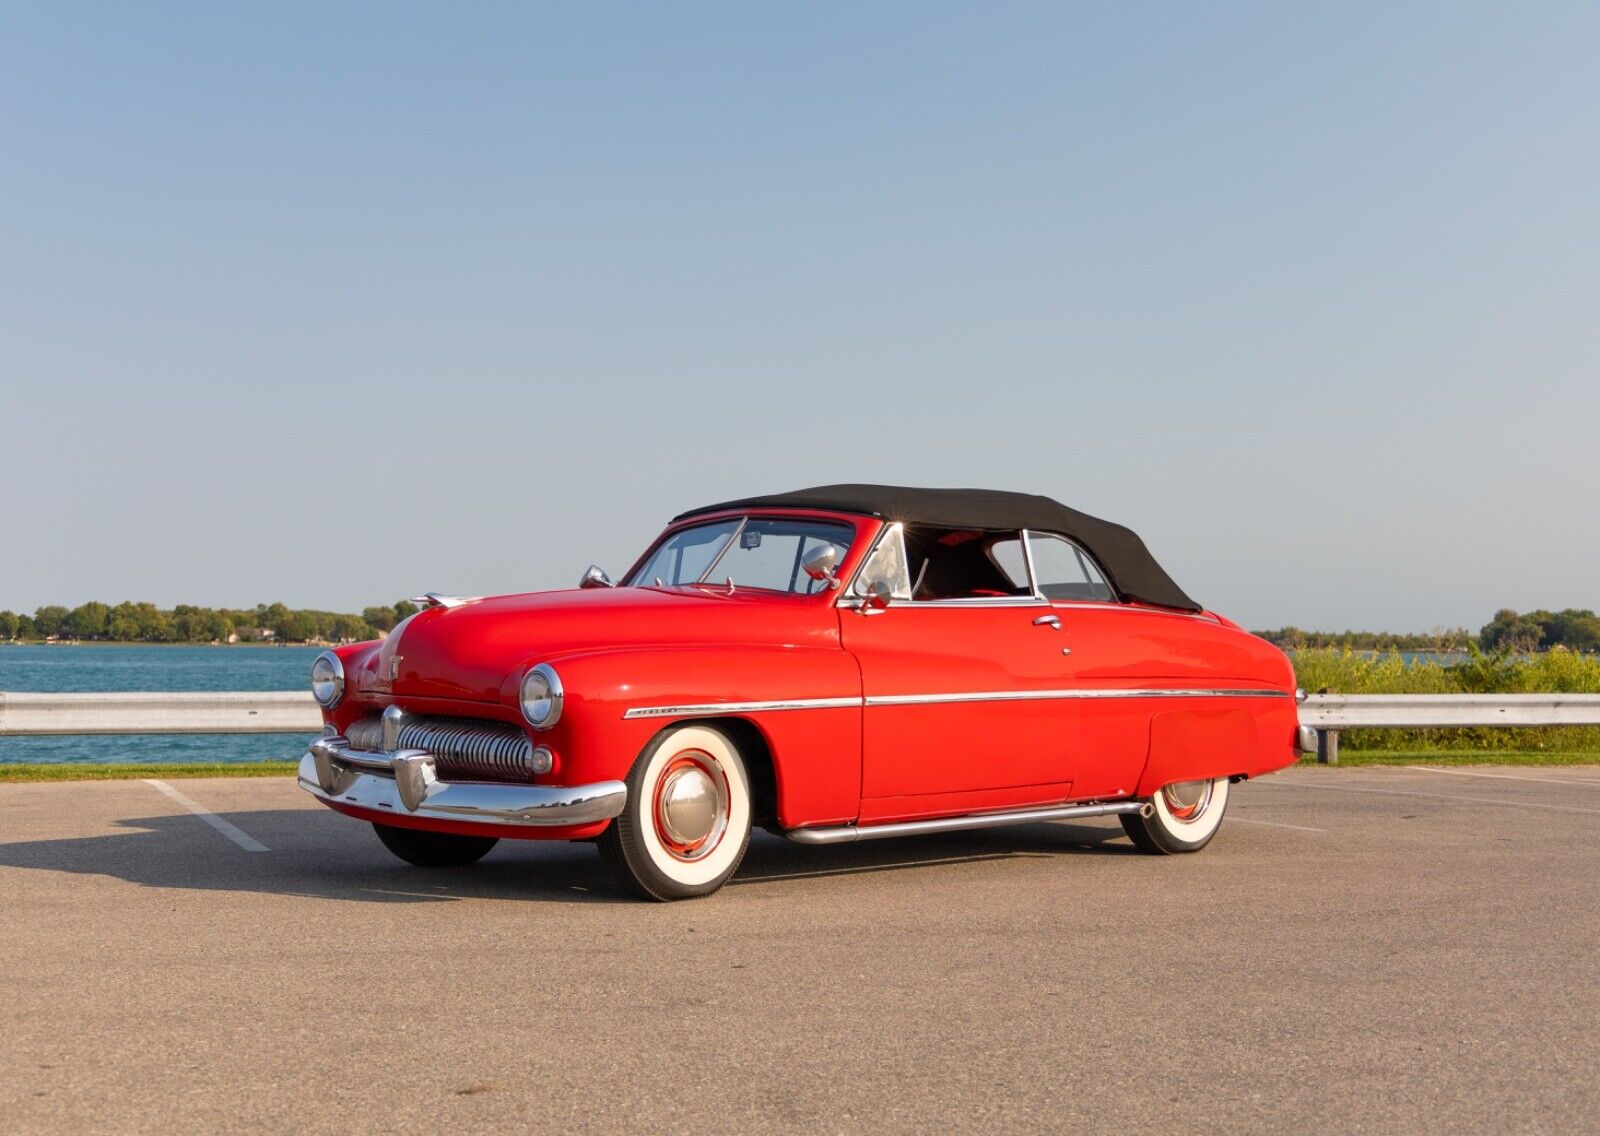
{"left": 409, "top": 592, "right": 479, "bottom": 610}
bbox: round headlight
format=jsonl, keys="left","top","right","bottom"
{"left": 520, "top": 663, "right": 563, "bottom": 730}
{"left": 311, "top": 651, "right": 345, "bottom": 708}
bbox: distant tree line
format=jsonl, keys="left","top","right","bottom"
{"left": 0, "top": 601, "right": 419, "bottom": 645}
{"left": 6, "top": 601, "right": 1595, "bottom": 653}
{"left": 1256, "top": 609, "right": 1600, "bottom": 654}
{"left": 1478, "top": 609, "right": 1600, "bottom": 653}
{"left": 1253, "top": 627, "right": 1476, "bottom": 652}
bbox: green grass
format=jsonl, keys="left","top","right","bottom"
{"left": 1300, "top": 749, "right": 1600, "bottom": 767}
{"left": 1293, "top": 646, "right": 1600, "bottom": 755}
{"left": 0, "top": 761, "right": 298, "bottom": 783}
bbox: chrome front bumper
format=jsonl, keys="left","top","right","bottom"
{"left": 297, "top": 735, "right": 627, "bottom": 828}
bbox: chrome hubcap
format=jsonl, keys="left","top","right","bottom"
{"left": 652, "top": 751, "right": 729, "bottom": 860}
{"left": 659, "top": 766, "right": 718, "bottom": 845}
{"left": 1162, "top": 779, "right": 1212, "bottom": 822}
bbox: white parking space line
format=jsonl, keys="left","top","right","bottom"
{"left": 143, "top": 780, "right": 270, "bottom": 852}
{"left": 1230, "top": 816, "right": 1326, "bottom": 833}
{"left": 1260, "top": 779, "right": 1600, "bottom": 816}
{"left": 1404, "top": 765, "right": 1600, "bottom": 788}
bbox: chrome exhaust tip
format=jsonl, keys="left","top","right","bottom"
{"left": 1138, "top": 802, "right": 1155, "bottom": 819}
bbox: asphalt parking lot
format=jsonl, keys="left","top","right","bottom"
{"left": 2, "top": 765, "right": 1597, "bottom": 1135}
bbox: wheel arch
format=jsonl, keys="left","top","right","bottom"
{"left": 636, "top": 716, "right": 781, "bottom": 831}
{"left": 545, "top": 644, "right": 862, "bottom": 829}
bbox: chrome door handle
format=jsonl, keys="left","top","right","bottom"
{"left": 1033, "top": 615, "right": 1061, "bottom": 630}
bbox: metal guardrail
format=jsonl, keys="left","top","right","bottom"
{"left": 3, "top": 692, "right": 1597, "bottom": 766}
{"left": 0, "top": 691, "right": 322, "bottom": 736}
{"left": 1298, "top": 693, "right": 1600, "bottom": 763}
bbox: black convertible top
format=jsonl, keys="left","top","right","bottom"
{"left": 677, "top": 483, "right": 1200, "bottom": 612}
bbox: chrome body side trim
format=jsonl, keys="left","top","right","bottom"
{"left": 864, "top": 687, "right": 1293, "bottom": 708}
{"left": 785, "top": 799, "right": 1148, "bottom": 844}
{"left": 299, "top": 737, "right": 626, "bottom": 828}
{"left": 621, "top": 687, "right": 1290, "bottom": 719}
{"left": 622, "top": 697, "right": 860, "bottom": 720}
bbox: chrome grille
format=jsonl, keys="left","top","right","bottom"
{"left": 346, "top": 715, "right": 536, "bottom": 781}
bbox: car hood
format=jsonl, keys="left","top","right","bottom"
{"left": 359, "top": 586, "right": 836, "bottom": 704}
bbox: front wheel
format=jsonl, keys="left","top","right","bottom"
{"left": 373, "top": 822, "right": 499, "bottom": 867}
{"left": 598, "top": 724, "right": 753, "bottom": 900}
{"left": 1120, "top": 777, "right": 1230, "bottom": 854}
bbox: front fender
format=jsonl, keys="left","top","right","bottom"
{"left": 532, "top": 644, "right": 864, "bottom": 829}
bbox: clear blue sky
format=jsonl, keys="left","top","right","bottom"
{"left": 3, "top": 3, "right": 1595, "bottom": 631}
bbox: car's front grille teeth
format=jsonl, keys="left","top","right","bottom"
{"left": 345, "top": 715, "right": 536, "bottom": 782}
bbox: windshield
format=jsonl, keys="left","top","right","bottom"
{"left": 627, "top": 517, "right": 856, "bottom": 594}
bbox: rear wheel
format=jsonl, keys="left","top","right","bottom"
{"left": 599, "top": 724, "right": 752, "bottom": 900}
{"left": 1120, "top": 777, "right": 1230, "bottom": 854}
{"left": 372, "top": 822, "right": 498, "bottom": 867}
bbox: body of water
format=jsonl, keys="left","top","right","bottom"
{"left": 0, "top": 644, "right": 320, "bottom": 765}
{"left": 0, "top": 642, "right": 1531, "bottom": 765}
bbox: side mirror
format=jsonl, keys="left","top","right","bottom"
{"left": 859, "top": 579, "right": 892, "bottom": 613}
{"left": 801, "top": 543, "right": 842, "bottom": 590}
{"left": 578, "top": 565, "right": 614, "bottom": 589}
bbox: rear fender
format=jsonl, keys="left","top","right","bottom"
{"left": 1135, "top": 706, "right": 1264, "bottom": 797}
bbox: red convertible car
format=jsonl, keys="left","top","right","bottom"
{"left": 301, "top": 485, "right": 1311, "bottom": 900}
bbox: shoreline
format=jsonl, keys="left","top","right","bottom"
{"left": 0, "top": 761, "right": 300, "bottom": 782}
{"left": 3, "top": 752, "right": 1597, "bottom": 783}
{"left": 0, "top": 640, "right": 335, "bottom": 649}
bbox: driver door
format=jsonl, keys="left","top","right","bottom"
{"left": 838, "top": 526, "right": 1082, "bottom": 823}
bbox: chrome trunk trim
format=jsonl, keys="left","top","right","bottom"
{"left": 785, "top": 799, "right": 1148, "bottom": 845}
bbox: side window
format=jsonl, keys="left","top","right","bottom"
{"left": 853, "top": 525, "right": 913, "bottom": 599}
{"left": 902, "top": 527, "right": 1031, "bottom": 600}
{"left": 1026, "top": 532, "right": 1115, "bottom": 602}
{"left": 986, "top": 537, "right": 1030, "bottom": 591}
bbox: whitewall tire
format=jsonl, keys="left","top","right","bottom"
{"left": 599, "top": 725, "right": 753, "bottom": 900}
{"left": 1120, "top": 777, "right": 1230, "bottom": 854}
